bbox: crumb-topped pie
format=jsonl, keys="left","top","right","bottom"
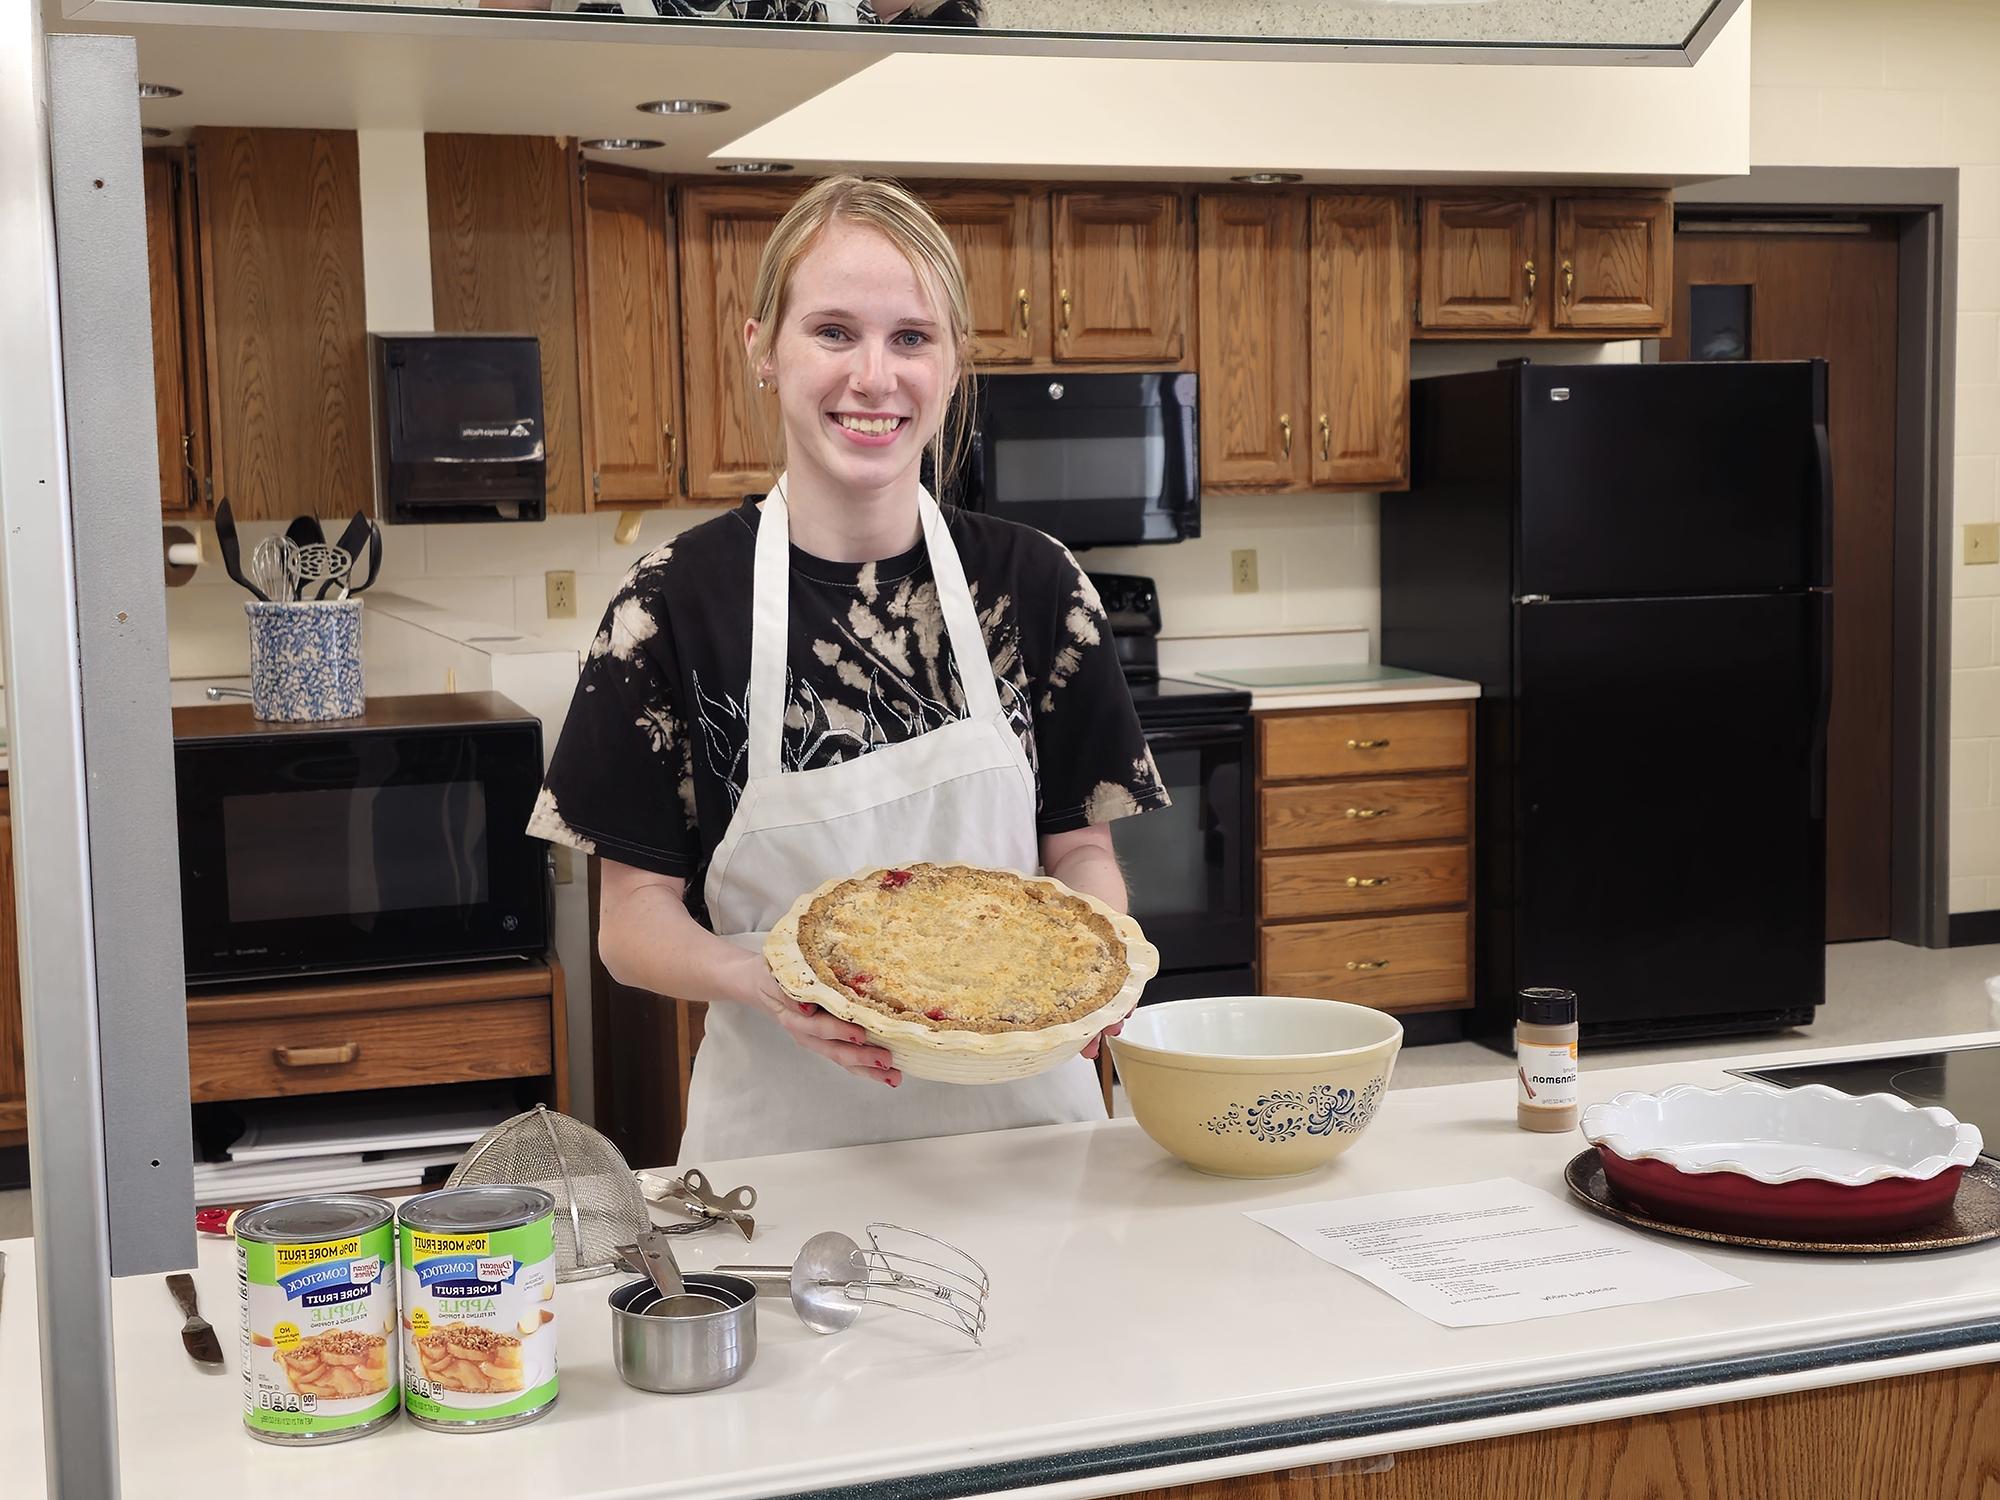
{"left": 765, "top": 862, "right": 1159, "bottom": 1085}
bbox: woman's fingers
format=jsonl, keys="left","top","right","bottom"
{"left": 773, "top": 1002, "right": 900, "bottom": 1084}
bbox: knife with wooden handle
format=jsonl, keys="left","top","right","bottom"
{"left": 167, "top": 1272, "right": 224, "bottom": 1367}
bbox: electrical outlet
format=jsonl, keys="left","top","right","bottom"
{"left": 1968, "top": 524, "right": 2000, "bottom": 566}
{"left": 545, "top": 569, "right": 577, "bottom": 618}
{"left": 1231, "top": 549, "right": 1259, "bottom": 594}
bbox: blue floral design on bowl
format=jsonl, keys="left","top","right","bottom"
{"left": 1201, "top": 1077, "right": 1385, "bottom": 1143}
{"left": 246, "top": 600, "right": 364, "bottom": 722}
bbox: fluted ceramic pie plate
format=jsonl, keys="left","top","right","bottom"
{"left": 764, "top": 862, "right": 1159, "bottom": 1085}
{"left": 1581, "top": 1082, "right": 1984, "bottom": 1238}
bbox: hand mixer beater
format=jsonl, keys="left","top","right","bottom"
{"left": 719, "top": 1223, "right": 991, "bottom": 1345}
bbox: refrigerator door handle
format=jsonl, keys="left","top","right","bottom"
{"left": 1810, "top": 422, "right": 1833, "bottom": 590}
{"left": 1807, "top": 590, "right": 1833, "bottom": 821}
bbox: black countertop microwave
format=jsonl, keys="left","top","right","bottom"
{"left": 954, "top": 372, "right": 1198, "bottom": 548}
{"left": 175, "top": 693, "right": 550, "bottom": 985}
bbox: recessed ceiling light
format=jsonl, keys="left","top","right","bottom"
{"left": 1231, "top": 172, "right": 1302, "bottom": 185}
{"left": 581, "top": 138, "right": 665, "bottom": 152}
{"left": 638, "top": 99, "right": 730, "bottom": 116}
{"left": 138, "top": 82, "right": 181, "bottom": 99}
{"left": 140, "top": 126, "right": 171, "bottom": 139}
{"left": 716, "top": 162, "right": 792, "bottom": 174}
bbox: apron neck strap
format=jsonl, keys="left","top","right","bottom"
{"left": 747, "top": 476, "right": 1001, "bottom": 781}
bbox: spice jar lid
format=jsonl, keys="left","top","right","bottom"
{"left": 1517, "top": 987, "right": 1577, "bottom": 1027}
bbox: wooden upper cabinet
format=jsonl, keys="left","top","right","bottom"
{"left": 1418, "top": 192, "right": 1545, "bottom": 332}
{"left": 679, "top": 184, "right": 795, "bottom": 502}
{"left": 575, "top": 163, "right": 683, "bottom": 506}
{"left": 929, "top": 188, "right": 1037, "bottom": 366}
{"left": 192, "top": 127, "right": 372, "bottom": 521}
{"left": 1553, "top": 195, "right": 1673, "bottom": 332}
{"left": 1050, "top": 190, "right": 1188, "bottom": 364}
{"left": 425, "top": 134, "right": 586, "bottom": 514}
{"left": 1197, "top": 193, "right": 1309, "bottom": 488}
{"left": 142, "top": 151, "right": 209, "bottom": 516}
{"left": 1311, "top": 192, "right": 1412, "bottom": 490}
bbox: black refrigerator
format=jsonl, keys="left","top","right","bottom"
{"left": 1381, "top": 360, "right": 1831, "bottom": 1045}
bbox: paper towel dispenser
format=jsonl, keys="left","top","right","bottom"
{"left": 373, "top": 333, "right": 547, "bottom": 523}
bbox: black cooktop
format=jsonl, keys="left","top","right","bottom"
{"left": 1732, "top": 1042, "right": 1999, "bottom": 1163}
{"left": 1127, "top": 674, "right": 1251, "bottom": 725}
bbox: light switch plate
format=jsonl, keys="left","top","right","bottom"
{"left": 1967, "top": 524, "right": 1999, "bottom": 566}
{"left": 546, "top": 570, "right": 577, "bottom": 617}
{"left": 1231, "top": 549, "right": 1259, "bottom": 594}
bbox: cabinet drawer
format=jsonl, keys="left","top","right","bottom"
{"left": 1262, "top": 775, "right": 1468, "bottom": 850}
{"left": 188, "top": 999, "right": 552, "bottom": 1102}
{"left": 1261, "top": 707, "right": 1469, "bottom": 780}
{"left": 1260, "top": 912, "right": 1468, "bottom": 1011}
{"left": 1262, "top": 843, "right": 1467, "bottom": 920}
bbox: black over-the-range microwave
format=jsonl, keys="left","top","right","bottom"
{"left": 951, "top": 372, "right": 1198, "bottom": 548}
{"left": 175, "top": 693, "right": 551, "bottom": 985}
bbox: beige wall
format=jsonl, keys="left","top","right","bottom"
{"left": 1744, "top": 0, "right": 2000, "bottom": 912}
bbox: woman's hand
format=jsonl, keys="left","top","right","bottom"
{"left": 718, "top": 947, "right": 902, "bottom": 1088}
{"left": 1080, "top": 1016, "right": 1125, "bottom": 1062}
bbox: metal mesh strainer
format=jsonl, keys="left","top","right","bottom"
{"left": 447, "top": 1104, "right": 651, "bottom": 1282}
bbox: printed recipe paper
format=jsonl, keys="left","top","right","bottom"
{"left": 1248, "top": 1178, "right": 1749, "bottom": 1328}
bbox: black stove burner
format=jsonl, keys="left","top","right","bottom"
{"left": 1733, "top": 1042, "right": 2000, "bottom": 1163}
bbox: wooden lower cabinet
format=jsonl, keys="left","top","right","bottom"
{"left": 1256, "top": 701, "right": 1474, "bottom": 1017}
{"left": 1119, "top": 1363, "right": 2000, "bottom": 1500}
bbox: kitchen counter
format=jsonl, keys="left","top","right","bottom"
{"left": 5, "top": 1032, "right": 1998, "bottom": 1500}
{"left": 1231, "top": 669, "right": 1480, "bottom": 712}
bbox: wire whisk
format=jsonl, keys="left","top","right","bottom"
{"left": 719, "top": 1222, "right": 991, "bottom": 1344}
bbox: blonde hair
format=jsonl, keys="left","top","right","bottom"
{"left": 745, "top": 175, "right": 976, "bottom": 494}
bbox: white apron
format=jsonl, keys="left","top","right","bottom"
{"left": 677, "top": 476, "right": 1107, "bottom": 1162}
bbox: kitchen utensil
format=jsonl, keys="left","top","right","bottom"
{"left": 167, "top": 1271, "right": 224, "bottom": 1367}
{"left": 318, "top": 512, "right": 382, "bottom": 600}
{"left": 1108, "top": 995, "right": 1401, "bottom": 1178}
{"left": 284, "top": 514, "right": 325, "bottom": 555}
{"left": 1564, "top": 1149, "right": 2000, "bottom": 1255}
{"left": 1582, "top": 1083, "right": 1983, "bottom": 1238}
{"left": 249, "top": 535, "right": 299, "bottom": 603}
{"left": 213, "top": 500, "right": 267, "bottom": 602}
{"left": 719, "top": 1223, "right": 990, "bottom": 1344}
{"left": 635, "top": 1227, "right": 726, "bottom": 1318}
{"left": 447, "top": 1103, "right": 651, "bottom": 1282}
{"left": 637, "top": 1168, "right": 758, "bottom": 1240}
{"left": 608, "top": 1272, "right": 758, "bottom": 1394}
{"left": 291, "top": 542, "right": 351, "bottom": 602}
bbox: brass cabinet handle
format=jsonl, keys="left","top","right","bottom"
{"left": 1524, "top": 258, "right": 1537, "bottom": 301}
{"left": 1345, "top": 875, "right": 1392, "bottom": 888}
{"left": 1347, "top": 737, "right": 1391, "bottom": 750}
{"left": 1016, "top": 288, "right": 1030, "bottom": 337}
{"left": 274, "top": 1042, "right": 360, "bottom": 1068}
{"left": 1347, "top": 960, "right": 1389, "bottom": 971}
{"left": 1561, "top": 259, "right": 1574, "bottom": 304}
{"left": 1280, "top": 413, "right": 1293, "bottom": 458}
{"left": 664, "top": 423, "right": 677, "bottom": 469}
{"left": 1345, "top": 807, "right": 1392, "bottom": 820}
{"left": 181, "top": 432, "right": 198, "bottom": 479}
{"left": 1318, "top": 414, "right": 1331, "bottom": 463}
{"left": 1059, "top": 287, "right": 1072, "bottom": 333}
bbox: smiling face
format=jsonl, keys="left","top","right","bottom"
{"left": 746, "top": 219, "right": 959, "bottom": 501}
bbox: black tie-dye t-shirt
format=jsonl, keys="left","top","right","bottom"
{"left": 529, "top": 498, "right": 1169, "bottom": 922}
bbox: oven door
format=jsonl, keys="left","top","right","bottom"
{"left": 1106, "top": 717, "right": 1254, "bottom": 995}
{"left": 176, "top": 724, "right": 549, "bottom": 983}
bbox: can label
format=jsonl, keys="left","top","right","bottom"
{"left": 399, "top": 1215, "right": 557, "bottom": 1425}
{"left": 1517, "top": 1040, "right": 1579, "bottom": 1111}
{"left": 240, "top": 1226, "right": 398, "bottom": 1439}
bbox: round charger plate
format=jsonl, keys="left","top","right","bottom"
{"left": 1563, "top": 1149, "right": 2000, "bottom": 1254}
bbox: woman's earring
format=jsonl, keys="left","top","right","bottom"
{"left": 756, "top": 378, "right": 770, "bottom": 391}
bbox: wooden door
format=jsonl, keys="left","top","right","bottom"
{"left": 1553, "top": 194, "right": 1672, "bottom": 332}
{"left": 1197, "top": 193, "right": 1308, "bottom": 488}
{"left": 143, "top": 152, "right": 208, "bottom": 516}
{"left": 1418, "top": 193, "right": 1545, "bottom": 332}
{"left": 0, "top": 785, "right": 22, "bottom": 1148}
{"left": 1049, "top": 190, "right": 1188, "bottom": 364}
{"left": 1310, "top": 192, "right": 1412, "bottom": 490}
{"left": 929, "top": 188, "right": 1037, "bottom": 366}
{"left": 191, "top": 127, "right": 372, "bottom": 521}
{"left": 575, "top": 163, "right": 682, "bottom": 506}
{"left": 1661, "top": 223, "right": 1899, "bottom": 941}
{"left": 425, "top": 134, "right": 587, "bottom": 515}
{"left": 679, "top": 184, "right": 795, "bottom": 501}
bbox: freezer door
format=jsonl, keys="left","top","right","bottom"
{"left": 1514, "top": 592, "right": 1827, "bottom": 1027}
{"left": 1517, "top": 361, "right": 1829, "bottom": 597}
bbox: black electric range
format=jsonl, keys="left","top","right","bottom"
{"left": 1732, "top": 1042, "right": 2000, "bottom": 1164}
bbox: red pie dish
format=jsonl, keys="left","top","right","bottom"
{"left": 1581, "top": 1083, "right": 1983, "bottom": 1240}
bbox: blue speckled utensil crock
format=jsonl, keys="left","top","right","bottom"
{"left": 245, "top": 599, "right": 364, "bottom": 721}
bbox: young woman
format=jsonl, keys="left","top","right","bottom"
{"left": 531, "top": 176, "right": 1168, "bottom": 1160}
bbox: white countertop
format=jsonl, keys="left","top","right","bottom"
{"left": 5, "top": 1032, "right": 1998, "bottom": 1500}
{"left": 1222, "top": 670, "right": 1482, "bottom": 712}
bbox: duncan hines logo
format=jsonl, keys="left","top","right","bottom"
{"left": 459, "top": 419, "right": 536, "bottom": 440}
